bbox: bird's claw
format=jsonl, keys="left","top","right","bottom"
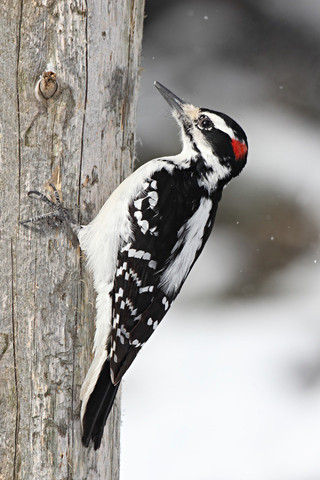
{"left": 20, "top": 183, "right": 75, "bottom": 226}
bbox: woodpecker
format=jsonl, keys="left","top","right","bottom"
{"left": 22, "top": 82, "right": 248, "bottom": 449}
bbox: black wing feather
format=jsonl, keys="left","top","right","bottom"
{"left": 109, "top": 163, "right": 222, "bottom": 384}
{"left": 82, "top": 359, "right": 120, "bottom": 449}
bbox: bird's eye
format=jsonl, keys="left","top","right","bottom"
{"left": 197, "top": 115, "right": 213, "bottom": 131}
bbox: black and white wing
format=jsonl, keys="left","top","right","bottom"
{"left": 109, "top": 163, "right": 222, "bottom": 384}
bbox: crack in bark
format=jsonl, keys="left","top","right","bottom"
{"left": 69, "top": 253, "right": 82, "bottom": 479}
{"left": 11, "top": 239, "right": 20, "bottom": 480}
{"left": 12, "top": 0, "right": 24, "bottom": 475}
{"left": 119, "top": 0, "right": 137, "bottom": 182}
{"left": 69, "top": 3, "right": 89, "bottom": 477}
{"left": 77, "top": 1, "right": 89, "bottom": 224}
{"left": 16, "top": 0, "right": 23, "bottom": 224}
{"left": 30, "top": 250, "right": 37, "bottom": 475}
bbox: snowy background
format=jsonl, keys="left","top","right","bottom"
{"left": 121, "top": 1, "right": 320, "bottom": 479}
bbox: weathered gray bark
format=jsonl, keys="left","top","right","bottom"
{"left": 0, "top": 0, "right": 144, "bottom": 479}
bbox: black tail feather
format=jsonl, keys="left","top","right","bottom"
{"left": 82, "top": 359, "right": 120, "bottom": 450}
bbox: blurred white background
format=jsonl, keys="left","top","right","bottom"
{"left": 121, "top": 1, "right": 320, "bottom": 478}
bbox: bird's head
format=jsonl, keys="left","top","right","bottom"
{"left": 154, "top": 81, "right": 248, "bottom": 180}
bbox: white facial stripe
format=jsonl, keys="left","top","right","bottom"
{"left": 191, "top": 128, "right": 230, "bottom": 180}
{"left": 205, "top": 112, "right": 235, "bottom": 139}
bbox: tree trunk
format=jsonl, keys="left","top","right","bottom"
{"left": 0, "top": 0, "right": 144, "bottom": 478}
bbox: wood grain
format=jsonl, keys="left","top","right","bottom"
{"left": 0, "top": 0, "right": 144, "bottom": 478}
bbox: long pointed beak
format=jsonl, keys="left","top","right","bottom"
{"left": 154, "top": 81, "right": 187, "bottom": 117}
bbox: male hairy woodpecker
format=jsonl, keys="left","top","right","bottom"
{"left": 22, "top": 82, "right": 248, "bottom": 450}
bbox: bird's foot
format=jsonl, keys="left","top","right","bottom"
{"left": 20, "top": 183, "right": 80, "bottom": 234}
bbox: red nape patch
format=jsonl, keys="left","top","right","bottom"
{"left": 232, "top": 139, "right": 248, "bottom": 160}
